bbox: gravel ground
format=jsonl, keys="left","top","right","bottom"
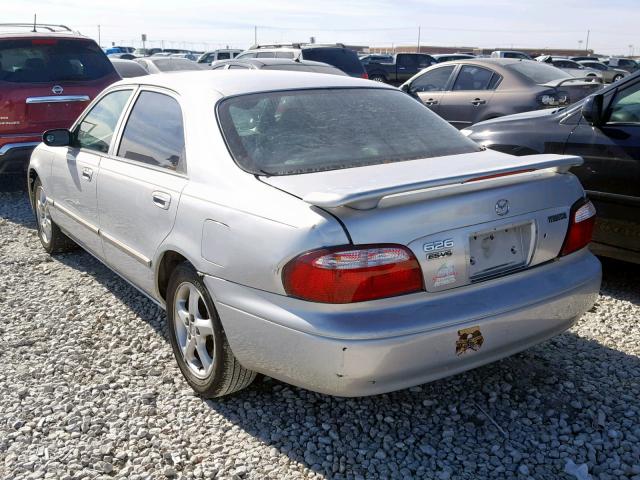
{"left": 1, "top": 180, "right": 639, "bottom": 480}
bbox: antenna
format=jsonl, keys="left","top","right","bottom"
{"left": 33, "top": 13, "right": 36, "bottom": 32}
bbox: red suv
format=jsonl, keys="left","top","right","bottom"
{"left": 0, "top": 24, "right": 120, "bottom": 177}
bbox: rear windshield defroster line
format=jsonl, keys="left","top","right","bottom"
{"left": 217, "top": 88, "right": 481, "bottom": 176}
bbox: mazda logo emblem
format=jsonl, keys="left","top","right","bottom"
{"left": 51, "top": 85, "right": 64, "bottom": 95}
{"left": 495, "top": 199, "right": 509, "bottom": 216}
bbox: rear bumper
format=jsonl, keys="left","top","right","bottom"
{"left": 205, "top": 250, "right": 601, "bottom": 396}
{"left": 0, "top": 140, "right": 40, "bottom": 174}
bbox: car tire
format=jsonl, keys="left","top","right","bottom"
{"left": 167, "top": 262, "right": 256, "bottom": 398}
{"left": 32, "top": 178, "right": 77, "bottom": 254}
{"left": 613, "top": 74, "right": 623, "bottom": 82}
{"left": 369, "top": 75, "right": 386, "bottom": 83}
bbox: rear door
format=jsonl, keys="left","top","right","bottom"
{"left": 49, "top": 88, "right": 133, "bottom": 256}
{"left": 407, "top": 65, "right": 456, "bottom": 113}
{"left": 97, "top": 88, "right": 188, "bottom": 295}
{"left": 438, "top": 65, "right": 499, "bottom": 129}
{"left": 0, "top": 37, "right": 119, "bottom": 139}
{"left": 565, "top": 81, "right": 640, "bottom": 254}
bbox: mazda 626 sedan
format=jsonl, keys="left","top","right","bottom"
{"left": 28, "top": 71, "right": 601, "bottom": 397}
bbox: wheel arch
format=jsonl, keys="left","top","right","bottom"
{"left": 156, "top": 249, "right": 194, "bottom": 303}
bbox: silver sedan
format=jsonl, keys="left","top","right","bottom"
{"left": 28, "top": 71, "right": 601, "bottom": 397}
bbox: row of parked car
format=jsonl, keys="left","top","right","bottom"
{"left": 1, "top": 23, "right": 638, "bottom": 266}
{"left": 1, "top": 21, "right": 637, "bottom": 399}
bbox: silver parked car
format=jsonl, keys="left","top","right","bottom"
{"left": 28, "top": 71, "right": 601, "bottom": 397}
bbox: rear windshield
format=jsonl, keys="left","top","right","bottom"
{"left": 218, "top": 88, "right": 481, "bottom": 176}
{"left": 505, "top": 61, "right": 570, "bottom": 84}
{"left": 302, "top": 48, "right": 364, "bottom": 75}
{"left": 0, "top": 38, "right": 115, "bottom": 83}
{"left": 152, "top": 58, "right": 203, "bottom": 72}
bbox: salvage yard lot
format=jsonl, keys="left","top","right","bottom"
{"left": 0, "top": 184, "right": 639, "bottom": 480}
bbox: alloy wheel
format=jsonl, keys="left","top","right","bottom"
{"left": 173, "top": 282, "right": 215, "bottom": 378}
{"left": 35, "top": 186, "right": 52, "bottom": 245}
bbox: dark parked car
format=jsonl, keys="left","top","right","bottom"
{"left": 110, "top": 58, "right": 149, "bottom": 78}
{"left": 0, "top": 23, "right": 120, "bottom": 178}
{"left": 400, "top": 59, "right": 602, "bottom": 129}
{"left": 236, "top": 44, "right": 367, "bottom": 78}
{"left": 210, "top": 58, "right": 346, "bottom": 75}
{"left": 134, "top": 57, "right": 204, "bottom": 74}
{"left": 358, "top": 54, "right": 393, "bottom": 65}
{"left": 432, "top": 53, "right": 475, "bottom": 63}
{"left": 462, "top": 71, "right": 640, "bottom": 263}
{"left": 364, "top": 53, "right": 436, "bottom": 84}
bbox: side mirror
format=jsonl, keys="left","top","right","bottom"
{"left": 400, "top": 83, "right": 410, "bottom": 93}
{"left": 581, "top": 94, "right": 604, "bottom": 127}
{"left": 42, "top": 129, "right": 72, "bottom": 147}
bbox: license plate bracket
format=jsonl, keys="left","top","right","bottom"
{"left": 468, "top": 223, "right": 532, "bottom": 281}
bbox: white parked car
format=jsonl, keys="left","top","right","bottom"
{"left": 28, "top": 71, "right": 601, "bottom": 397}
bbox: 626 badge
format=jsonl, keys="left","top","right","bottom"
{"left": 424, "top": 238, "right": 454, "bottom": 260}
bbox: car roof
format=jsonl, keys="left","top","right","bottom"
{"left": 218, "top": 58, "right": 335, "bottom": 68}
{"left": 0, "top": 31, "right": 91, "bottom": 40}
{"left": 435, "top": 58, "right": 534, "bottom": 67}
{"left": 114, "top": 70, "right": 392, "bottom": 98}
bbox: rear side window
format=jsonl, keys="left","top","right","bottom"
{"left": 452, "top": 66, "right": 495, "bottom": 91}
{"left": 75, "top": 90, "right": 132, "bottom": 153}
{"left": 256, "top": 52, "right": 276, "bottom": 58}
{"left": 0, "top": 38, "right": 115, "bottom": 83}
{"left": 117, "top": 91, "right": 185, "bottom": 171}
{"left": 218, "top": 88, "right": 481, "bottom": 175}
{"left": 302, "top": 48, "right": 364, "bottom": 75}
{"left": 217, "top": 52, "right": 231, "bottom": 60}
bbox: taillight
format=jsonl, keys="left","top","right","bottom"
{"left": 537, "top": 90, "right": 569, "bottom": 107}
{"left": 361, "top": 72, "right": 369, "bottom": 79}
{"left": 283, "top": 244, "right": 423, "bottom": 303}
{"left": 560, "top": 199, "right": 596, "bottom": 256}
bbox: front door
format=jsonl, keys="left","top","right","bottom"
{"left": 49, "top": 88, "right": 133, "bottom": 256}
{"left": 97, "top": 89, "right": 188, "bottom": 296}
{"left": 565, "top": 81, "right": 640, "bottom": 254}
{"left": 408, "top": 65, "right": 456, "bottom": 115}
{"left": 438, "top": 65, "right": 499, "bottom": 129}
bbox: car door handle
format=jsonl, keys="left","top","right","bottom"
{"left": 81, "top": 168, "right": 93, "bottom": 181}
{"left": 423, "top": 98, "right": 439, "bottom": 106}
{"left": 471, "top": 98, "right": 487, "bottom": 106}
{"left": 152, "top": 191, "right": 171, "bottom": 210}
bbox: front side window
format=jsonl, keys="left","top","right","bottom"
{"left": 217, "top": 52, "right": 231, "bottom": 60}
{"left": 452, "top": 65, "right": 495, "bottom": 91}
{"left": 74, "top": 90, "right": 132, "bottom": 153}
{"left": 117, "top": 91, "right": 185, "bottom": 171}
{"left": 609, "top": 82, "right": 640, "bottom": 124}
{"left": 218, "top": 88, "right": 481, "bottom": 176}
{"left": 411, "top": 66, "right": 455, "bottom": 92}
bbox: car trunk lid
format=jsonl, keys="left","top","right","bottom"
{"left": 261, "top": 150, "right": 585, "bottom": 291}
{"left": 540, "top": 77, "right": 602, "bottom": 103}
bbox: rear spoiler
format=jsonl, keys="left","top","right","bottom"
{"left": 303, "top": 155, "right": 583, "bottom": 210}
{"left": 544, "top": 77, "right": 602, "bottom": 87}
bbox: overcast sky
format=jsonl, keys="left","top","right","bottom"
{"left": 6, "top": 0, "right": 639, "bottom": 55}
